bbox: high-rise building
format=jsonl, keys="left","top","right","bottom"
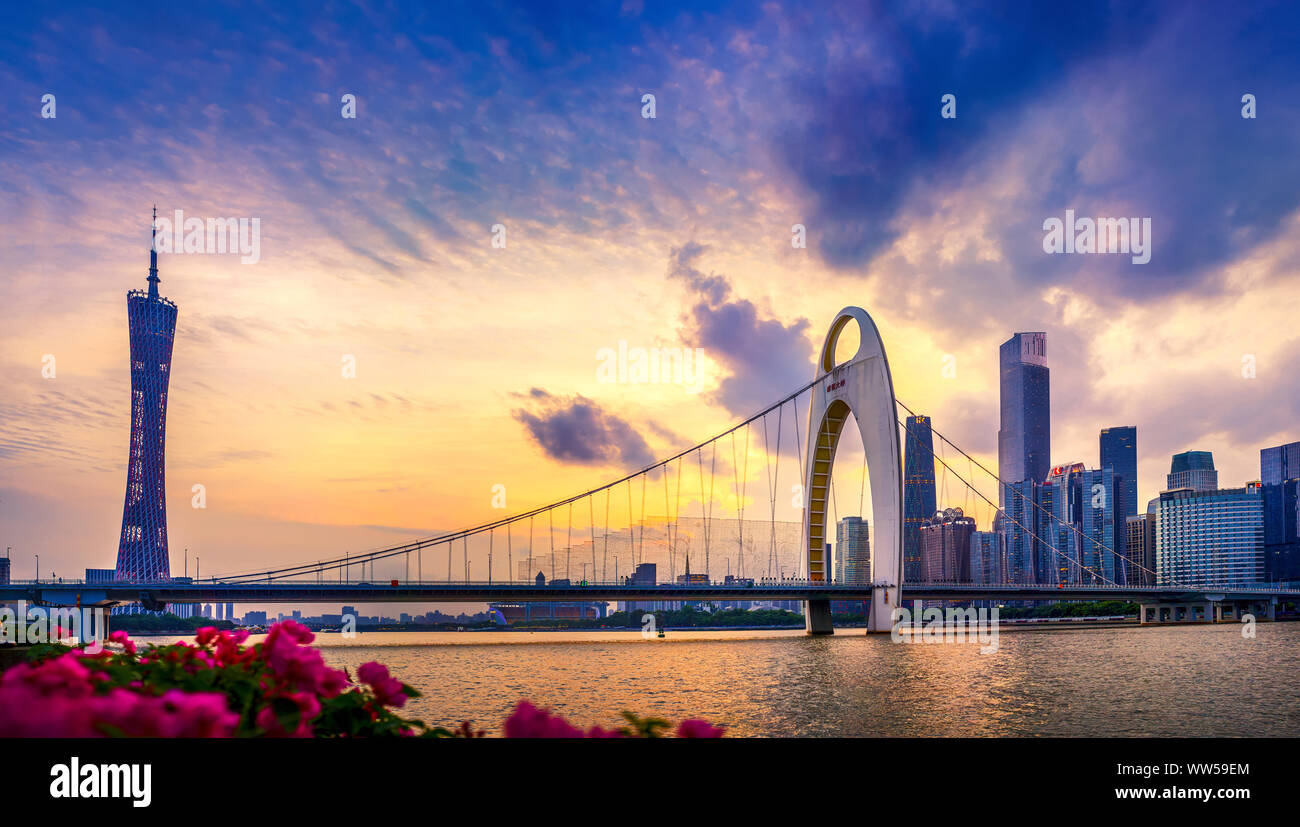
{"left": 115, "top": 209, "right": 179, "bottom": 582}
{"left": 999, "top": 479, "right": 1044, "bottom": 583}
{"left": 836, "top": 517, "right": 871, "bottom": 585}
{"left": 998, "top": 332, "right": 1050, "bottom": 503}
{"left": 1125, "top": 514, "right": 1155, "bottom": 586}
{"left": 1166, "top": 451, "right": 1217, "bottom": 493}
{"left": 0, "top": 557, "right": 9, "bottom": 586}
{"left": 1262, "top": 479, "right": 1300, "bottom": 584}
{"left": 1261, "top": 441, "right": 1300, "bottom": 486}
{"left": 1034, "top": 461, "right": 1126, "bottom": 586}
{"left": 970, "top": 531, "right": 1005, "bottom": 584}
{"left": 902, "top": 415, "right": 937, "bottom": 582}
{"left": 1100, "top": 426, "right": 1138, "bottom": 517}
{"left": 1154, "top": 485, "right": 1264, "bottom": 588}
{"left": 1078, "top": 467, "right": 1125, "bottom": 585}
{"left": 918, "top": 508, "right": 975, "bottom": 582}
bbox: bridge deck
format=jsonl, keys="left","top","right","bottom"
{"left": 2, "top": 581, "right": 1297, "bottom": 607}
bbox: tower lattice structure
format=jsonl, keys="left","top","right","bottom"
{"left": 116, "top": 207, "right": 178, "bottom": 582}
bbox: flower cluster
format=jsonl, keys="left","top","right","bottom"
{"left": 0, "top": 620, "right": 422, "bottom": 738}
{"left": 0, "top": 621, "right": 725, "bottom": 738}
{"left": 0, "top": 651, "right": 238, "bottom": 737}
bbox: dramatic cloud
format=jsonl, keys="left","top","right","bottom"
{"left": 669, "top": 243, "right": 816, "bottom": 418}
{"left": 512, "top": 389, "right": 655, "bottom": 470}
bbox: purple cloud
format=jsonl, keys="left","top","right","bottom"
{"left": 512, "top": 389, "right": 655, "bottom": 470}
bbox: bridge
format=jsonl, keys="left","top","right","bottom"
{"left": 9, "top": 307, "right": 1298, "bottom": 633}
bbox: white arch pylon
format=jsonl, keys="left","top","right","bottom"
{"left": 803, "top": 306, "right": 903, "bottom": 634}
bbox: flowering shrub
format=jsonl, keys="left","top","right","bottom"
{"left": 0, "top": 621, "right": 422, "bottom": 737}
{"left": 0, "top": 621, "right": 725, "bottom": 738}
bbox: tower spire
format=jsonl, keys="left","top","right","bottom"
{"left": 148, "top": 204, "right": 160, "bottom": 299}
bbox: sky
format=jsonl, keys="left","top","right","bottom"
{"left": 2, "top": 1, "right": 1299, "bottom": 613}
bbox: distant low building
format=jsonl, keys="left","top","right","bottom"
{"left": 489, "top": 601, "right": 608, "bottom": 623}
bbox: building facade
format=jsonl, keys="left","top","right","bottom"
{"left": 1262, "top": 478, "right": 1300, "bottom": 584}
{"left": 1100, "top": 426, "right": 1138, "bottom": 518}
{"left": 998, "top": 332, "right": 1050, "bottom": 502}
{"left": 1077, "top": 467, "right": 1125, "bottom": 584}
{"left": 836, "top": 517, "right": 871, "bottom": 585}
{"left": 999, "top": 479, "right": 1044, "bottom": 584}
{"left": 902, "top": 414, "right": 937, "bottom": 583}
{"left": 970, "top": 530, "right": 1005, "bottom": 584}
{"left": 1154, "top": 485, "right": 1264, "bottom": 588}
{"left": 1261, "top": 441, "right": 1300, "bottom": 486}
{"left": 918, "top": 508, "right": 975, "bottom": 582}
{"left": 1125, "top": 514, "right": 1155, "bottom": 586}
{"left": 116, "top": 210, "right": 179, "bottom": 582}
{"left": 1166, "top": 450, "right": 1218, "bottom": 493}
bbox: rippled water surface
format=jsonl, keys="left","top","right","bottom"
{"left": 142, "top": 623, "right": 1300, "bottom": 736}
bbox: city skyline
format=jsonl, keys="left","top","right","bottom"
{"left": 3, "top": 3, "right": 1300, "bottom": 591}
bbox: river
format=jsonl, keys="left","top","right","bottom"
{"left": 190, "top": 621, "right": 1300, "bottom": 737}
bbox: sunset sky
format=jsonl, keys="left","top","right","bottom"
{"left": 2, "top": 2, "right": 1298, "bottom": 605}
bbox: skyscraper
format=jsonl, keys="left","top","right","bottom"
{"left": 1166, "top": 450, "right": 1217, "bottom": 492}
{"left": 1262, "top": 479, "right": 1300, "bottom": 584}
{"left": 1261, "top": 441, "right": 1300, "bottom": 485}
{"left": 1100, "top": 426, "right": 1138, "bottom": 517}
{"left": 836, "top": 517, "right": 871, "bottom": 585}
{"left": 999, "top": 479, "right": 1044, "bottom": 583}
{"left": 998, "top": 332, "right": 1050, "bottom": 501}
{"left": 902, "top": 415, "right": 937, "bottom": 583}
{"left": 115, "top": 209, "right": 179, "bottom": 582}
{"left": 970, "top": 530, "right": 1005, "bottom": 584}
{"left": 1077, "top": 467, "right": 1124, "bottom": 585}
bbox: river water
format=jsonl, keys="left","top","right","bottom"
{"left": 252, "top": 622, "right": 1300, "bottom": 737}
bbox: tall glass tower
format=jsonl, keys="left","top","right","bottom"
{"left": 116, "top": 208, "right": 179, "bottom": 582}
{"left": 1100, "top": 425, "right": 1138, "bottom": 517}
{"left": 902, "top": 414, "right": 937, "bottom": 582}
{"left": 997, "top": 332, "right": 1049, "bottom": 503}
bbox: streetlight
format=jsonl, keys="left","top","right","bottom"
{"left": 35, "top": 554, "right": 39, "bottom": 583}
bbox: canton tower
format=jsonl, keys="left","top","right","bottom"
{"left": 115, "top": 208, "right": 179, "bottom": 581}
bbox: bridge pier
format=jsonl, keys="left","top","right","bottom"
{"left": 1139, "top": 598, "right": 1279, "bottom": 626}
{"left": 805, "top": 599, "right": 833, "bottom": 636}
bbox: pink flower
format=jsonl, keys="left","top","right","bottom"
{"left": 108, "top": 630, "right": 136, "bottom": 655}
{"left": 502, "top": 701, "right": 585, "bottom": 738}
{"left": 675, "top": 719, "right": 725, "bottom": 738}
{"left": 356, "top": 662, "right": 388, "bottom": 684}
{"left": 254, "top": 691, "right": 321, "bottom": 737}
{"left": 195, "top": 626, "right": 219, "bottom": 646}
{"left": 356, "top": 661, "right": 406, "bottom": 707}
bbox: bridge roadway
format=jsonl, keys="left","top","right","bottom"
{"left": 3, "top": 580, "right": 1297, "bottom": 609}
